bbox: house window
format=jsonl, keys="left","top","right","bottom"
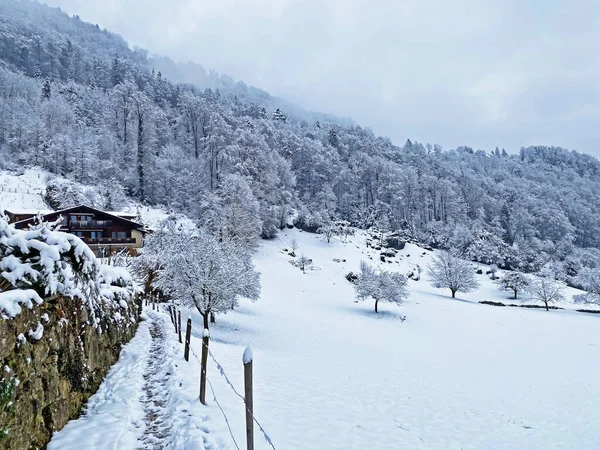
{"left": 75, "top": 231, "right": 83, "bottom": 238}
{"left": 111, "top": 231, "right": 127, "bottom": 238}
{"left": 91, "top": 231, "right": 102, "bottom": 239}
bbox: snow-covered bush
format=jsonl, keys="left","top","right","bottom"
{"left": 292, "top": 254, "right": 312, "bottom": 273}
{"left": 428, "top": 251, "right": 479, "bottom": 298}
{"left": 354, "top": 261, "right": 409, "bottom": 313}
{"left": 0, "top": 214, "right": 137, "bottom": 325}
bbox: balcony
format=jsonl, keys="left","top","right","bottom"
{"left": 70, "top": 220, "right": 113, "bottom": 229}
{"left": 82, "top": 237, "right": 136, "bottom": 245}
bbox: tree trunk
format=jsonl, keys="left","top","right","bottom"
{"left": 544, "top": 301, "right": 549, "bottom": 311}
{"left": 375, "top": 299, "right": 379, "bottom": 313}
{"left": 451, "top": 289, "right": 456, "bottom": 298}
{"left": 514, "top": 290, "right": 518, "bottom": 299}
{"left": 210, "top": 312, "right": 215, "bottom": 323}
{"left": 200, "top": 312, "right": 210, "bottom": 405}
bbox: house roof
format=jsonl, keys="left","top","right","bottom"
{"left": 12, "top": 204, "right": 145, "bottom": 230}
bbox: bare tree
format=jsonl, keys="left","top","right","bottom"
{"left": 428, "top": 251, "right": 479, "bottom": 298}
{"left": 318, "top": 223, "right": 337, "bottom": 244}
{"left": 289, "top": 238, "right": 299, "bottom": 257}
{"left": 527, "top": 276, "right": 565, "bottom": 311}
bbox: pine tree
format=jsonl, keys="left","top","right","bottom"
{"left": 41, "top": 78, "right": 51, "bottom": 100}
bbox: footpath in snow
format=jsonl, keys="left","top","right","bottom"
{"left": 48, "top": 310, "right": 232, "bottom": 450}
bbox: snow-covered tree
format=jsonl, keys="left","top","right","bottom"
{"left": 153, "top": 227, "right": 260, "bottom": 330}
{"left": 202, "top": 174, "right": 261, "bottom": 249}
{"left": 354, "top": 261, "right": 409, "bottom": 313}
{"left": 573, "top": 268, "right": 600, "bottom": 305}
{"left": 526, "top": 276, "right": 565, "bottom": 311}
{"left": 497, "top": 272, "right": 529, "bottom": 299}
{"left": 318, "top": 222, "right": 337, "bottom": 244}
{"left": 489, "top": 264, "right": 498, "bottom": 280}
{"left": 428, "top": 251, "right": 479, "bottom": 298}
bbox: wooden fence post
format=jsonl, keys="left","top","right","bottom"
{"left": 173, "top": 307, "right": 178, "bottom": 333}
{"left": 178, "top": 310, "right": 182, "bottom": 344}
{"left": 200, "top": 328, "right": 209, "bottom": 405}
{"left": 184, "top": 317, "right": 192, "bottom": 362}
{"left": 243, "top": 347, "right": 254, "bottom": 450}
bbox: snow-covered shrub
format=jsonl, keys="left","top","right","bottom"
{"left": 291, "top": 254, "right": 313, "bottom": 273}
{"left": 345, "top": 271, "right": 358, "bottom": 284}
{"left": 44, "top": 178, "right": 103, "bottom": 210}
{"left": 0, "top": 214, "right": 137, "bottom": 325}
{"left": 294, "top": 206, "right": 326, "bottom": 233}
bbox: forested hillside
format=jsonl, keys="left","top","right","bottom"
{"left": 2, "top": 0, "right": 600, "bottom": 279}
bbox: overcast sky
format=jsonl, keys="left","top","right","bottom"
{"left": 45, "top": 0, "right": 600, "bottom": 155}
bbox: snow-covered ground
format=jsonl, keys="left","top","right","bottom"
{"left": 0, "top": 168, "right": 48, "bottom": 211}
{"left": 49, "top": 228, "right": 600, "bottom": 449}
{"left": 48, "top": 311, "right": 230, "bottom": 450}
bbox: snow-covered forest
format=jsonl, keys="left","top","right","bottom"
{"left": 3, "top": 0, "right": 600, "bottom": 281}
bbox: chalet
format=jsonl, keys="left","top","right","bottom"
{"left": 5, "top": 205, "right": 145, "bottom": 256}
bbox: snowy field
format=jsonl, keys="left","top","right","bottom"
{"left": 0, "top": 168, "right": 48, "bottom": 210}
{"left": 50, "top": 228, "right": 600, "bottom": 449}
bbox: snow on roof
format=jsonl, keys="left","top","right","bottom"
{"left": 106, "top": 211, "right": 137, "bottom": 218}
{"left": 4, "top": 209, "right": 53, "bottom": 215}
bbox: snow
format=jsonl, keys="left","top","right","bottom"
{"left": 0, "top": 289, "right": 43, "bottom": 317}
{"left": 48, "top": 312, "right": 228, "bottom": 450}
{"left": 242, "top": 346, "right": 253, "bottom": 365}
{"left": 28, "top": 322, "right": 44, "bottom": 340}
{"left": 0, "top": 168, "right": 48, "bottom": 212}
{"left": 50, "top": 228, "right": 600, "bottom": 449}
{"left": 183, "top": 229, "right": 600, "bottom": 450}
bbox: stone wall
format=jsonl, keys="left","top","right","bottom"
{"left": 0, "top": 295, "right": 140, "bottom": 450}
